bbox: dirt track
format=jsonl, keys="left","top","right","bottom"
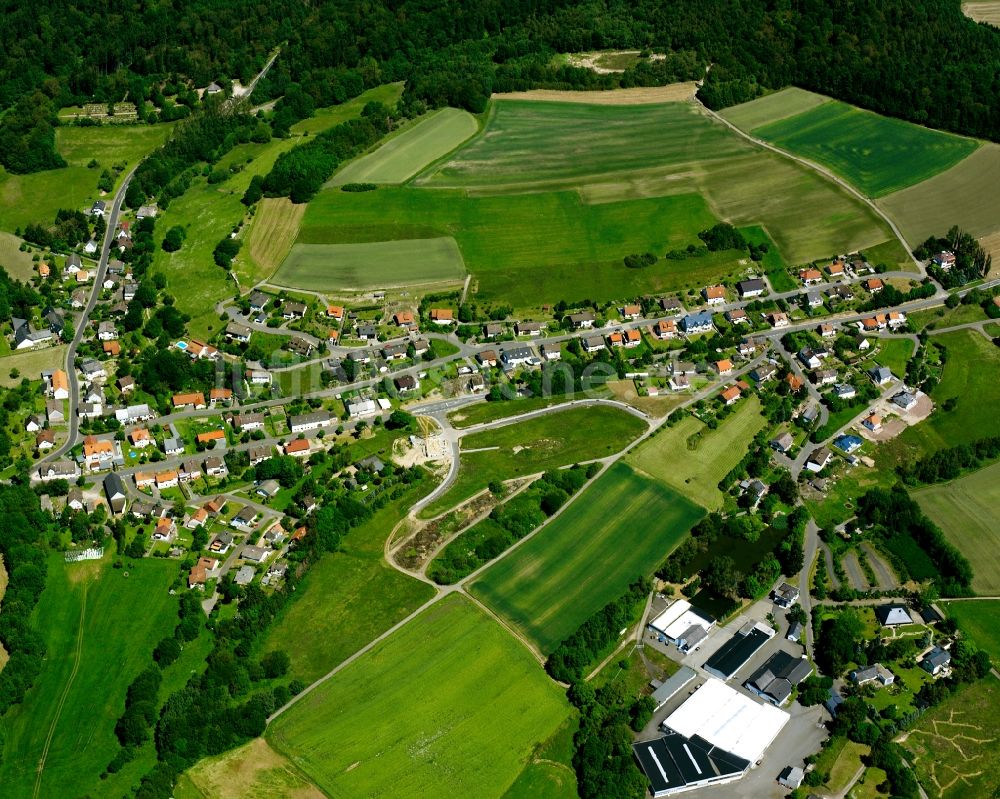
{"left": 491, "top": 83, "right": 697, "bottom": 105}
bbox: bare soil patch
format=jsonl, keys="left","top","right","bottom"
{"left": 492, "top": 83, "right": 698, "bottom": 105}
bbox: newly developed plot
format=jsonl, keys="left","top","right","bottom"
{"left": 275, "top": 237, "right": 466, "bottom": 292}
{"left": 753, "top": 100, "right": 978, "bottom": 197}
{"left": 471, "top": 462, "right": 704, "bottom": 653}
{"left": 422, "top": 404, "right": 647, "bottom": 517}
{"left": 332, "top": 108, "right": 477, "bottom": 185}
{"left": 626, "top": 397, "right": 767, "bottom": 510}
{"left": 913, "top": 461, "right": 1000, "bottom": 595}
{"left": 267, "top": 595, "right": 570, "bottom": 799}
{"left": 720, "top": 87, "right": 833, "bottom": 132}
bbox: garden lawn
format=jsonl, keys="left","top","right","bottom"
{"left": 332, "top": 107, "right": 478, "bottom": 185}
{"left": 753, "top": 101, "right": 978, "bottom": 197}
{"left": 942, "top": 600, "right": 1000, "bottom": 663}
{"left": 866, "top": 337, "right": 914, "bottom": 378}
{"left": 626, "top": 396, "right": 766, "bottom": 510}
{"left": 260, "top": 483, "right": 437, "bottom": 682}
{"left": 267, "top": 595, "right": 570, "bottom": 799}
{"left": 907, "top": 678, "right": 1000, "bottom": 799}
{"left": 422, "top": 404, "right": 647, "bottom": 517}
{"left": 0, "top": 555, "right": 181, "bottom": 799}
{"left": 470, "top": 462, "right": 704, "bottom": 653}
{"left": 914, "top": 461, "right": 1000, "bottom": 595}
{"left": 720, "top": 87, "right": 833, "bottom": 132}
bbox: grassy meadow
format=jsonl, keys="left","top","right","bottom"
{"left": 753, "top": 100, "right": 978, "bottom": 197}
{"left": 267, "top": 595, "right": 570, "bottom": 799}
{"left": 421, "top": 405, "right": 647, "bottom": 517}
{"left": 244, "top": 198, "right": 306, "bottom": 283}
{"left": 942, "top": 600, "right": 1000, "bottom": 663}
{"left": 260, "top": 484, "right": 437, "bottom": 682}
{"left": 470, "top": 462, "right": 703, "bottom": 653}
{"left": 0, "top": 231, "right": 37, "bottom": 280}
{"left": 0, "top": 344, "right": 68, "bottom": 387}
{"left": 0, "top": 555, "right": 183, "bottom": 799}
{"left": 626, "top": 397, "right": 767, "bottom": 510}
{"left": 276, "top": 236, "right": 466, "bottom": 292}
{"left": 720, "top": 87, "right": 833, "bottom": 131}
{"left": 913, "top": 461, "right": 1000, "bottom": 595}
{"left": 332, "top": 107, "right": 478, "bottom": 185}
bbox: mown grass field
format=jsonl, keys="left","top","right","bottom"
{"left": 914, "top": 461, "right": 1000, "bottom": 595}
{"left": 0, "top": 555, "right": 182, "bottom": 799}
{"left": 176, "top": 738, "right": 326, "bottom": 799}
{"left": 626, "top": 397, "right": 767, "bottom": 510}
{"left": 943, "top": 600, "right": 1000, "bottom": 663}
{"left": 907, "top": 678, "right": 1000, "bottom": 799}
{"left": 720, "top": 87, "right": 832, "bottom": 131}
{"left": 879, "top": 143, "right": 1000, "bottom": 245}
{"left": 471, "top": 462, "right": 703, "bottom": 653}
{"left": 276, "top": 236, "right": 466, "bottom": 291}
{"left": 884, "top": 330, "right": 1000, "bottom": 463}
{"left": 0, "top": 231, "right": 36, "bottom": 280}
{"left": 422, "top": 405, "right": 647, "bottom": 517}
{"left": 0, "top": 123, "right": 174, "bottom": 234}
{"left": 267, "top": 595, "right": 570, "bottom": 799}
{"left": 0, "top": 344, "right": 68, "bottom": 387}
{"left": 867, "top": 337, "right": 914, "bottom": 378}
{"left": 753, "top": 100, "right": 978, "bottom": 198}
{"left": 261, "top": 483, "right": 437, "bottom": 682}
{"left": 245, "top": 198, "right": 306, "bottom": 283}
{"left": 502, "top": 718, "right": 579, "bottom": 799}
{"left": 153, "top": 86, "right": 402, "bottom": 338}
{"left": 332, "top": 107, "right": 478, "bottom": 185}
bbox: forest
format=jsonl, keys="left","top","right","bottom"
{"left": 4, "top": 1, "right": 1000, "bottom": 172}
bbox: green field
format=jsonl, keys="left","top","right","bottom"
{"left": 0, "top": 345, "right": 68, "bottom": 387}
{"left": 471, "top": 462, "right": 704, "bottom": 653}
{"left": 447, "top": 395, "right": 602, "bottom": 429}
{"left": 943, "top": 600, "right": 1000, "bottom": 663}
{"left": 867, "top": 337, "right": 914, "bottom": 378}
{"left": 720, "top": 87, "right": 833, "bottom": 131}
{"left": 626, "top": 397, "right": 767, "bottom": 510}
{"left": 914, "top": 461, "right": 1000, "bottom": 595}
{"left": 753, "top": 101, "right": 979, "bottom": 197}
{"left": 260, "top": 484, "right": 437, "bottom": 682}
{"left": 503, "top": 718, "right": 579, "bottom": 799}
{"left": 0, "top": 231, "right": 38, "bottom": 280}
{"left": 275, "top": 236, "right": 466, "bottom": 291}
{"left": 879, "top": 143, "right": 1000, "bottom": 245}
{"left": 0, "top": 555, "right": 183, "bottom": 798}
{"left": 152, "top": 85, "right": 404, "bottom": 338}
{"left": 267, "top": 595, "right": 570, "bottom": 799}
{"left": 885, "top": 330, "right": 1000, "bottom": 462}
{"left": 907, "top": 678, "right": 1000, "bottom": 799}
{"left": 422, "top": 405, "right": 647, "bottom": 517}
{"left": 332, "top": 108, "right": 478, "bottom": 185}
{"left": 0, "top": 124, "right": 174, "bottom": 234}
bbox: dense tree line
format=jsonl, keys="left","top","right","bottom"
{"left": 898, "top": 435, "right": 1000, "bottom": 485}
{"left": 546, "top": 578, "right": 651, "bottom": 683}
{"left": 856, "top": 486, "right": 972, "bottom": 595}
{"left": 0, "top": 485, "right": 52, "bottom": 715}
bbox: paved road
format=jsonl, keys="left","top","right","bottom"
{"left": 40, "top": 169, "right": 135, "bottom": 465}
{"left": 860, "top": 542, "right": 898, "bottom": 590}
{"left": 842, "top": 550, "right": 869, "bottom": 591}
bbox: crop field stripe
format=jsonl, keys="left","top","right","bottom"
{"left": 331, "top": 108, "right": 478, "bottom": 185}
{"left": 245, "top": 197, "right": 306, "bottom": 281}
{"left": 719, "top": 87, "right": 832, "bottom": 132}
{"left": 912, "top": 460, "right": 1000, "bottom": 595}
{"left": 752, "top": 100, "right": 979, "bottom": 198}
{"left": 266, "top": 595, "right": 570, "bottom": 799}
{"left": 470, "top": 462, "right": 704, "bottom": 653}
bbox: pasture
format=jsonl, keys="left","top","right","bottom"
{"left": 421, "top": 404, "right": 647, "bottom": 517}
{"left": 275, "top": 237, "right": 466, "bottom": 292}
{"left": 720, "top": 87, "right": 832, "bottom": 132}
{"left": 906, "top": 678, "right": 1000, "bottom": 799}
{"left": 267, "top": 595, "right": 570, "bottom": 799}
{"left": 914, "top": 461, "right": 1000, "bottom": 595}
{"left": 942, "top": 600, "right": 1000, "bottom": 663}
{"left": 626, "top": 397, "right": 767, "bottom": 510}
{"left": 260, "top": 484, "right": 437, "bottom": 682}
{"left": 244, "top": 198, "right": 306, "bottom": 283}
{"left": 753, "top": 101, "right": 978, "bottom": 198}
{"left": 0, "top": 231, "right": 37, "bottom": 280}
{"left": 879, "top": 143, "right": 1000, "bottom": 245}
{"left": 885, "top": 330, "right": 1000, "bottom": 461}
{"left": 0, "top": 345, "right": 68, "bottom": 387}
{"left": 470, "top": 462, "right": 703, "bottom": 653}
{"left": 332, "top": 107, "right": 478, "bottom": 185}
{"left": 0, "top": 555, "right": 182, "bottom": 799}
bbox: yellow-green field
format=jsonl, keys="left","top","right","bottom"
{"left": 267, "top": 595, "right": 570, "bottom": 799}
{"left": 332, "top": 107, "right": 478, "bottom": 185}
{"left": 913, "top": 460, "right": 1000, "bottom": 595}
{"left": 244, "top": 198, "right": 306, "bottom": 284}
{"left": 720, "top": 87, "right": 833, "bottom": 132}
{"left": 0, "top": 231, "right": 37, "bottom": 280}
{"left": 626, "top": 396, "right": 767, "bottom": 510}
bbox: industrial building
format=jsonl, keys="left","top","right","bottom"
{"left": 648, "top": 600, "right": 716, "bottom": 652}
{"left": 703, "top": 621, "right": 774, "bottom": 680}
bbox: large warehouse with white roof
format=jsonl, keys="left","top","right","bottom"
{"left": 648, "top": 599, "right": 716, "bottom": 652}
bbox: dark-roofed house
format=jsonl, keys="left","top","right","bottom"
{"left": 650, "top": 666, "right": 698, "bottom": 710}
{"left": 703, "top": 622, "right": 773, "bottom": 680}
{"left": 744, "top": 651, "right": 813, "bottom": 706}
{"left": 103, "top": 472, "right": 127, "bottom": 515}
{"left": 772, "top": 582, "right": 799, "bottom": 608}
{"left": 680, "top": 310, "right": 713, "bottom": 335}
{"left": 567, "top": 310, "right": 595, "bottom": 329}
{"left": 921, "top": 646, "right": 951, "bottom": 676}
{"left": 736, "top": 278, "right": 766, "bottom": 298}
{"left": 633, "top": 731, "right": 749, "bottom": 797}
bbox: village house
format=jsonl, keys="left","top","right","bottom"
{"left": 178, "top": 460, "right": 202, "bottom": 482}
{"left": 715, "top": 358, "right": 733, "bottom": 375}
{"left": 582, "top": 335, "right": 606, "bottom": 354}
{"left": 864, "top": 278, "right": 884, "bottom": 293}
{"left": 515, "top": 321, "right": 544, "bottom": 336}
{"left": 477, "top": 350, "right": 499, "bottom": 368}
{"left": 805, "top": 447, "right": 832, "bottom": 472}
{"left": 827, "top": 260, "right": 845, "bottom": 276}
{"left": 326, "top": 305, "right": 345, "bottom": 320}
{"left": 225, "top": 321, "right": 252, "bottom": 342}
{"left": 203, "top": 456, "right": 227, "bottom": 477}
{"left": 568, "top": 310, "right": 596, "bottom": 329}
{"left": 103, "top": 472, "right": 127, "bottom": 515}
{"left": 932, "top": 251, "right": 956, "bottom": 270}
{"left": 285, "top": 438, "right": 311, "bottom": 458}
{"left": 850, "top": 663, "right": 895, "bottom": 687}
{"left": 163, "top": 437, "right": 184, "bottom": 456}
{"left": 652, "top": 319, "right": 677, "bottom": 340}
{"left": 395, "top": 374, "right": 420, "bottom": 392}
{"left": 621, "top": 303, "right": 642, "bottom": 320}
{"left": 210, "top": 388, "right": 233, "bottom": 406}
{"left": 818, "top": 323, "right": 836, "bottom": 338}
{"left": 83, "top": 435, "right": 115, "bottom": 470}
{"left": 702, "top": 285, "right": 726, "bottom": 305}
{"left": 188, "top": 557, "right": 220, "bottom": 590}
{"left": 39, "top": 460, "right": 78, "bottom": 481}
{"left": 862, "top": 413, "right": 882, "bottom": 432}
{"left": 134, "top": 471, "right": 155, "bottom": 490}
{"left": 289, "top": 410, "right": 333, "bottom": 433}
{"left": 659, "top": 297, "right": 684, "bottom": 315}
{"left": 799, "top": 268, "right": 823, "bottom": 285}
{"left": 725, "top": 308, "right": 749, "bottom": 325}
{"left": 129, "top": 428, "right": 153, "bottom": 448}
{"left": 47, "top": 369, "right": 70, "bottom": 399}
{"left": 429, "top": 308, "right": 454, "bottom": 324}
{"left": 282, "top": 300, "right": 307, "bottom": 319}
{"left": 173, "top": 391, "right": 206, "bottom": 410}
{"left": 720, "top": 385, "right": 741, "bottom": 405}
{"left": 36, "top": 429, "right": 56, "bottom": 450}
{"left": 771, "top": 432, "right": 794, "bottom": 453}
{"left": 736, "top": 278, "right": 766, "bottom": 299}
{"left": 155, "top": 470, "right": 179, "bottom": 489}
{"left": 153, "top": 517, "right": 177, "bottom": 542}
{"left": 393, "top": 311, "right": 416, "bottom": 328}
{"left": 751, "top": 363, "right": 777, "bottom": 383}
{"left": 231, "top": 412, "right": 265, "bottom": 432}
{"left": 246, "top": 369, "right": 272, "bottom": 385}
{"left": 383, "top": 342, "right": 407, "bottom": 361}
{"left": 483, "top": 322, "right": 504, "bottom": 339}
{"left": 541, "top": 342, "right": 561, "bottom": 361}
{"left": 248, "top": 444, "right": 271, "bottom": 465}
{"left": 680, "top": 311, "right": 714, "bottom": 335}
{"left": 766, "top": 312, "right": 790, "bottom": 329}
{"left": 196, "top": 429, "right": 226, "bottom": 446}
